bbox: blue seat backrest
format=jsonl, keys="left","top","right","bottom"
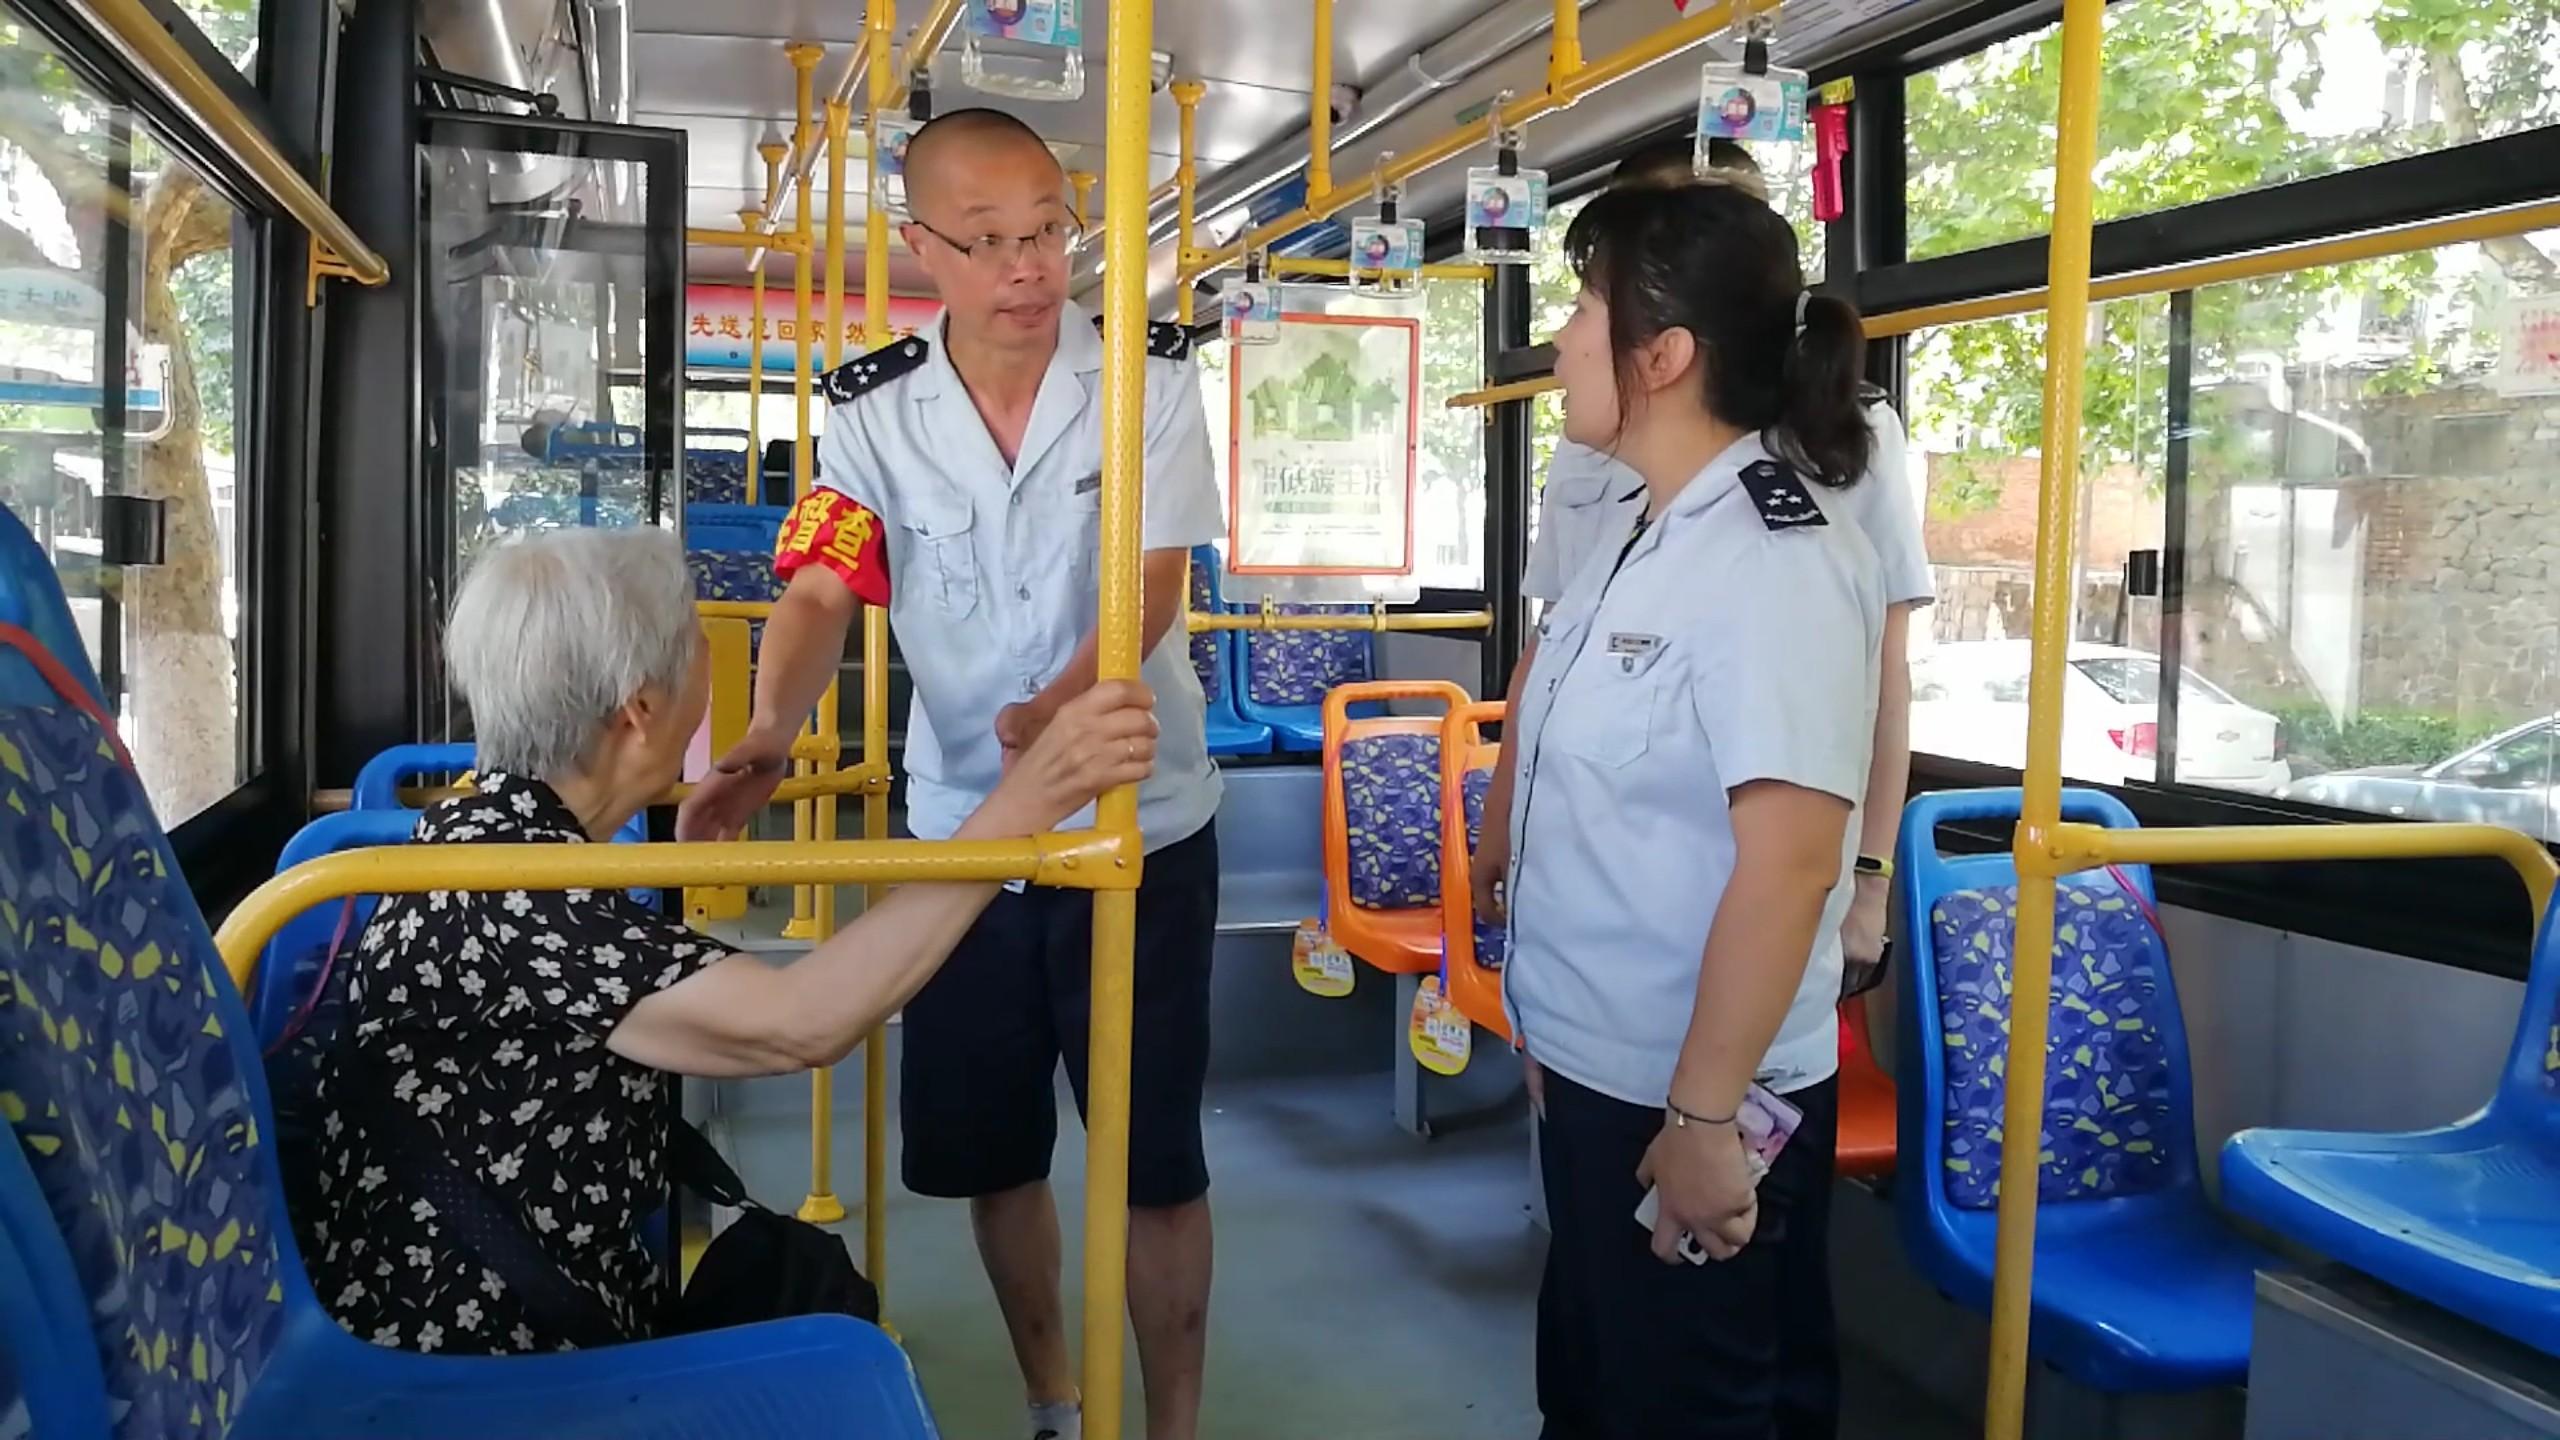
{"left": 689, "top": 548, "right": 784, "bottom": 604}
{"left": 1897, "top": 787, "right": 2203, "bottom": 1214}
{"left": 685, "top": 447, "right": 751, "bottom": 507}
{"left": 1187, "top": 549, "right": 1224, "bottom": 704}
{"left": 249, "top": 811, "right": 420, "bottom": 1049}
{"left": 1930, "top": 874, "right": 2176, "bottom": 1207}
{"left": 0, "top": 505, "right": 288, "bottom": 1436}
{"left": 1459, "top": 766, "right": 1506, "bottom": 968}
{"left": 1243, "top": 605, "right": 1373, "bottom": 707}
{"left": 1340, "top": 733, "right": 1440, "bottom": 910}
{"left": 350, "top": 743, "right": 654, "bottom": 908}
{"left": 0, "top": 1119, "right": 112, "bottom": 1439}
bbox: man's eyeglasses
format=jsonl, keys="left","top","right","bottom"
{"left": 910, "top": 217, "right": 1080, "bottom": 268}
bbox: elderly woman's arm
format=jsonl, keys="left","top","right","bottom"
{"left": 607, "top": 681, "right": 1160, "bottom": 1078}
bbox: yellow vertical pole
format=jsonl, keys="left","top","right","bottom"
{"left": 797, "top": 72, "right": 853, "bottom": 1229}
{"left": 1171, "top": 81, "right": 1204, "bottom": 328}
{"left": 860, "top": 0, "right": 898, "bottom": 1303}
{"left": 743, "top": 204, "right": 769, "bottom": 505}
{"left": 1547, "top": 0, "right": 1583, "bottom": 93}
{"left": 1084, "top": 0, "right": 1153, "bottom": 1428}
{"left": 783, "top": 44, "right": 824, "bottom": 948}
{"left": 1984, "top": 0, "right": 2106, "bottom": 1435}
{"left": 1308, "top": 0, "right": 1334, "bottom": 200}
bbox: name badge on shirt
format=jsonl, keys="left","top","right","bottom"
{"left": 1073, "top": 472, "right": 1102, "bottom": 496}
{"left": 1607, "top": 632, "right": 1665, "bottom": 676}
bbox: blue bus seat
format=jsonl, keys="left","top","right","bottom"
{"left": 0, "top": 501, "right": 937, "bottom": 1440}
{"left": 685, "top": 503, "right": 789, "bottom": 621}
{"left": 1318, "top": 682, "right": 1467, "bottom": 976}
{"left": 353, "top": 742, "right": 656, "bottom": 909}
{"left": 2220, "top": 884, "right": 2560, "bottom": 1357}
{"left": 249, "top": 810, "right": 420, "bottom": 1047}
{"left": 1895, "top": 787, "right": 2273, "bottom": 1392}
{"left": 1236, "top": 603, "right": 1378, "bottom": 753}
{"left": 685, "top": 434, "right": 754, "bottom": 507}
{"left": 1187, "top": 546, "right": 1272, "bottom": 756}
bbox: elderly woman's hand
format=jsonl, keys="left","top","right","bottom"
{"left": 978, "top": 680, "right": 1159, "bottom": 832}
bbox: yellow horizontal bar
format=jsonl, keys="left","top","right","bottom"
{"left": 78, "top": 0, "right": 388, "bottom": 285}
{"left": 689, "top": 227, "right": 812, "bottom": 254}
{"left": 1866, "top": 198, "right": 2560, "bottom": 340}
{"left": 1445, "top": 200, "right": 2560, "bottom": 405}
{"left": 1187, "top": 609, "right": 1492, "bottom": 633}
{"left": 217, "top": 827, "right": 1141, "bottom": 991}
{"left": 697, "top": 599, "right": 777, "bottom": 621}
{"left": 1447, "top": 376, "right": 1558, "bottom": 410}
{"left": 1193, "top": 252, "right": 1496, "bottom": 284}
{"left": 1183, "top": 0, "right": 1779, "bottom": 282}
{"left": 310, "top": 761, "right": 890, "bottom": 815}
{"left": 2046, "top": 820, "right": 2557, "bottom": 922}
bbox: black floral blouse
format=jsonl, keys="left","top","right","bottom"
{"left": 305, "top": 772, "right": 721, "bottom": 1354}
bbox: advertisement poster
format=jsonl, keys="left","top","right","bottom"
{"left": 1227, "top": 312, "right": 1420, "bottom": 576}
{"left": 682, "top": 283, "right": 938, "bottom": 372}
{"left": 2491, "top": 293, "right": 2560, "bottom": 396}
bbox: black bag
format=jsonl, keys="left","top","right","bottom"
{"left": 661, "top": 1117, "right": 880, "bottom": 1333}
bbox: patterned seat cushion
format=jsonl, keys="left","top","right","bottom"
{"left": 1929, "top": 875, "right": 2176, "bottom": 1210}
{"left": 1340, "top": 733, "right": 1440, "bottom": 910}
{"left": 1245, "top": 605, "right": 1371, "bottom": 707}
{"left": 1188, "top": 562, "right": 1221, "bottom": 704}
{"left": 685, "top": 450, "right": 750, "bottom": 507}
{"left": 0, "top": 702, "right": 285, "bottom": 1434}
{"left": 688, "top": 548, "right": 784, "bottom": 605}
{"left": 1460, "top": 767, "right": 1506, "bottom": 969}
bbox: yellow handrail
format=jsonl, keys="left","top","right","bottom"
{"left": 1082, "top": 0, "right": 1158, "bottom": 1424}
{"left": 859, "top": 0, "right": 901, "bottom": 1300}
{"left": 687, "top": 227, "right": 810, "bottom": 254}
{"left": 1191, "top": 251, "right": 1498, "bottom": 284}
{"left": 215, "top": 830, "right": 1138, "bottom": 994}
{"left": 1983, "top": 0, "right": 2106, "bottom": 1431}
{"left": 1181, "top": 0, "right": 1780, "bottom": 285}
{"left": 1186, "top": 609, "right": 1492, "bottom": 633}
{"left": 1443, "top": 203, "right": 2560, "bottom": 409}
{"left": 1173, "top": 81, "right": 1206, "bottom": 327}
{"left": 2048, "top": 822, "right": 2558, "bottom": 917}
{"left": 309, "top": 760, "right": 893, "bottom": 816}
{"left": 886, "top": 0, "right": 967, "bottom": 113}
{"left": 71, "top": 0, "right": 389, "bottom": 287}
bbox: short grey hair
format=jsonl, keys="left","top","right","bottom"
{"left": 446, "top": 527, "right": 703, "bottom": 777}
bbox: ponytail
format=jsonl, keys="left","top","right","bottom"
{"left": 1773, "top": 293, "right": 1872, "bottom": 490}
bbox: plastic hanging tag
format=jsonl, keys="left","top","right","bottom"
{"left": 874, "top": 118, "right": 918, "bottom": 218}
{"left": 1221, "top": 276, "right": 1278, "bottom": 346}
{"left": 1696, "top": 58, "right": 1808, "bottom": 144}
{"left": 960, "top": 0, "right": 1086, "bottom": 101}
{"left": 1408, "top": 975, "right": 1472, "bottom": 1076}
{"left": 1292, "top": 921, "right": 1356, "bottom": 998}
{"left": 1466, "top": 166, "right": 1546, "bottom": 264}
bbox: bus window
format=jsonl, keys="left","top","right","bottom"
{"left": 0, "top": 13, "right": 250, "bottom": 824}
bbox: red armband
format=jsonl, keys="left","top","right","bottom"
{"left": 774, "top": 488, "right": 891, "bottom": 607}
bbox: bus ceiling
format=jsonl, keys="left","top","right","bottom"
{"left": 423, "top": 0, "right": 1975, "bottom": 304}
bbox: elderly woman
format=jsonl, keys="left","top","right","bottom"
{"left": 303, "top": 527, "right": 1158, "bottom": 1355}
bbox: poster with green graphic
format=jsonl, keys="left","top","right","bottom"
{"left": 1227, "top": 313, "right": 1420, "bottom": 575}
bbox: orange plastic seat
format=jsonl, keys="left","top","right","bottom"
{"left": 1835, "top": 997, "right": 1897, "bottom": 1179}
{"left": 1320, "top": 681, "right": 1471, "bottom": 976}
{"left": 1437, "top": 701, "right": 1512, "bottom": 1042}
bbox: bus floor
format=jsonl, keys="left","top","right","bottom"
{"left": 696, "top": 1045, "right": 1972, "bottom": 1440}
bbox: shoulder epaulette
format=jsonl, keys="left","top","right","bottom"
{"left": 1856, "top": 380, "right": 1890, "bottom": 408}
{"left": 820, "top": 336, "right": 931, "bottom": 405}
{"left": 1738, "top": 459, "right": 1827, "bottom": 532}
{"left": 1090, "top": 312, "right": 1193, "bottom": 362}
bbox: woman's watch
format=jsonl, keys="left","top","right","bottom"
{"left": 1854, "top": 853, "right": 1893, "bottom": 880}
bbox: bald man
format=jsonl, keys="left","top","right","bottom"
{"left": 677, "top": 109, "right": 1224, "bottom": 1440}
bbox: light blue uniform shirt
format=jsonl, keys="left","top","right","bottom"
{"left": 814, "top": 301, "right": 1225, "bottom": 850}
{"left": 1503, "top": 434, "right": 1886, "bottom": 1105}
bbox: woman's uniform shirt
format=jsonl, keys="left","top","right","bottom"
{"left": 306, "top": 774, "right": 724, "bottom": 1354}
{"left": 1524, "top": 399, "right": 1932, "bottom": 613}
{"left": 1502, "top": 435, "right": 1887, "bottom": 1106}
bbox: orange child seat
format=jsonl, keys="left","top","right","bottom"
{"left": 1437, "top": 701, "right": 1513, "bottom": 1043}
{"left": 1320, "top": 680, "right": 1473, "bottom": 976}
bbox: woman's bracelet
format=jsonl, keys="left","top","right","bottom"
{"left": 1666, "top": 1099, "right": 1737, "bottom": 1129}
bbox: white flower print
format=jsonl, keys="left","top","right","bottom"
{"left": 454, "top": 1299, "right": 483, "bottom": 1330}
{"left": 532, "top": 1206, "right": 560, "bottom": 1234}
{"left": 511, "top": 1325, "right": 536, "bottom": 1352}
{"left": 359, "top": 1165, "right": 387, "bottom": 1192}
{"left": 510, "top": 1098, "right": 542, "bottom": 1124}
{"left": 565, "top": 1223, "right": 594, "bottom": 1247}
{"left": 417, "top": 1322, "right": 445, "bottom": 1352}
{"left": 372, "top": 1324, "right": 402, "bottom": 1347}
{"left": 489, "top": 1149, "right": 525, "bottom": 1183}
{"left": 495, "top": 1039, "right": 525, "bottom": 1066}
{"left": 459, "top": 969, "right": 485, "bottom": 997}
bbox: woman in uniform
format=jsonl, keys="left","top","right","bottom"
{"left": 1503, "top": 182, "right": 1884, "bottom": 1438}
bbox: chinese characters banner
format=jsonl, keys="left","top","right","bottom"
{"left": 683, "top": 284, "right": 939, "bottom": 373}
{"left": 1227, "top": 312, "right": 1421, "bottom": 576}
